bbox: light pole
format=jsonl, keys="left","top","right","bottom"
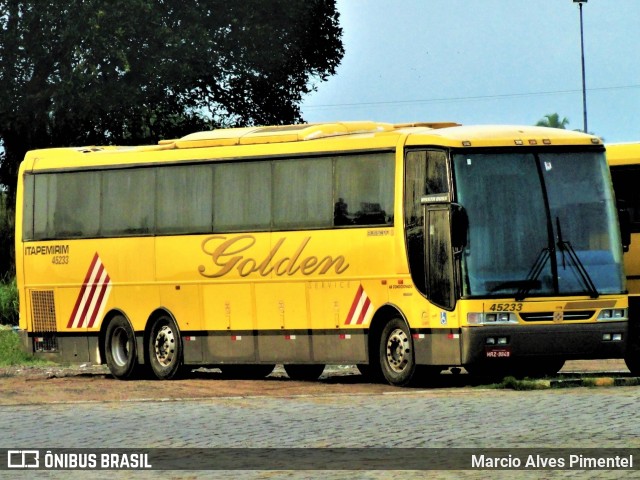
{"left": 574, "top": 0, "right": 588, "bottom": 133}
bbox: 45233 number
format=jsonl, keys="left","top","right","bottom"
{"left": 488, "top": 303, "right": 522, "bottom": 312}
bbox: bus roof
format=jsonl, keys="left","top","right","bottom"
{"left": 22, "top": 121, "right": 603, "bottom": 171}
{"left": 605, "top": 142, "right": 640, "bottom": 166}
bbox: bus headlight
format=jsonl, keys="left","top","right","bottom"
{"left": 467, "top": 313, "right": 517, "bottom": 325}
{"left": 597, "top": 309, "right": 627, "bottom": 321}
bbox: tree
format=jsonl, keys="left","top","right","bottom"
{"left": 0, "top": 0, "right": 343, "bottom": 275}
{"left": 535, "top": 113, "right": 570, "bottom": 129}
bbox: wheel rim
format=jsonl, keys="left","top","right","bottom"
{"left": 386, "top": 327, "right": 410, "bottom": 373}
{"left": 111, "top": 326, "right": 131, "bottom": 367}
{"left": 153, "top": 324, "right": 176, "bottom": 367}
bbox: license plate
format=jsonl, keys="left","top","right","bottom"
{"left": 485, "top": 347, "right": 511, "bottom": 358}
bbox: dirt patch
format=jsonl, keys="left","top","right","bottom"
{"left": 0, "top": 365, "right": 397, "bottom": 405}
{"left": 0, "top": 359, "right": 630, "bottom": 406}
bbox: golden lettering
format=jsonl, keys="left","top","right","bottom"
{"left": 238, "top": 258, "right": 257, "bottom": 277}
{"left": 198, "top": 235, "right": 256, "bottom": 278}
{"left": 198, "top": 235, "right": 350, "bottom": 278}
{"left": 300, "top": 256, "right": 319, "bottom": 275}
{"left": 318, "top": 256, "right": 349, "bottom": 274}
{"left": 256, "top": 238, "right": 285, "bottom": 276}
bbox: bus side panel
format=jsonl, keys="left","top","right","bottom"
{"left": 202, "top": 284, "right": 256, "bottom": 363}
{"left": 255, "top": 283, "right": 311, "bottom": 362}
{"left": 311, "top": 331, "right": 367, "bottom": 363}
{"left": 413, "top": 332, "right": 462, "bottom": 366}
{"left": 308, "top": 280, "right": 367, "bottom": 363}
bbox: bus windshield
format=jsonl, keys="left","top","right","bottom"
{"left": 453, "top": 150, "right": 625, "bottom": 298}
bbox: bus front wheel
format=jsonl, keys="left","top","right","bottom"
{"left": 105, "top": 315, "right": 139, "bottom": 380}
{"left": 379, "top": 318, "right": 416, "bottom": 386}
{"left": 148, "top": 315, "right": 183, "bottom": 380}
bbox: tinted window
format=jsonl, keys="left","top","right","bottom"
{"left": 428, "top": 208, "right": 454, "bottom": 309}
{"left": 214, "top": 162, "right": 271, "bottom": 231}
{"left": 157, "top": 164, "right": 213, "bottom": 234}
{"left": 335, "top": 153, "right": 394, "bottom": 226}
{"left": 611, "top": 166, "right": 640, "bottom": 233}
{"left": 102, "top": 168, "right": 155, "bottom": 235}
{"left": 55, "top": 171, "right": 101, "bottom": 238}
{"left": 404, "top": 150, "right": 449, "bottom": 295}
{"left": 273, "top": 158, "right": 333, "bottom": 229}
{"left": 24, "top": 151, "right": 396, "bottom": 240}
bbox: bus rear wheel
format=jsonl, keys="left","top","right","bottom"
{"left": 105, "top": 315, "right": 139, "bottom": 380}
{"left": 284, "top": 364, "right": 325, "bottom": 381}
{"left": 379, "top": 317, "right": 416, "bottom": 386}
{"left": 148, "top": 315, "right": 183, "bottom": 380}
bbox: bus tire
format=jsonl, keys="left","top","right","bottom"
{"left": 379, "top": 317, "right": 416, "bottom": 386}
{"left": 625, "top": 342, "right": 640, "bottom": 376}
{"left": 284, "top": 364, "right": 325, "bottom": 381}
{"left": 105, "top": 315, "right": 139, "bottom": 380}
{"left": 148, "top": 315, "right": 183, "bottom": 380}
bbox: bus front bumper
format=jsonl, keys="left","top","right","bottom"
{"left": 460, "top": 321, "right": 628, "bottom": 365}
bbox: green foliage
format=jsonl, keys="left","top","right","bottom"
{"left": 0, "top": 1, "right": 344, "bottom": 276}
{"left": 536, "top": 113, "right": 570, "bottom": 129}
{"left": 0, "top": 276, "right": 18, "bottom": 326}
{"left": 0, "top": 328, "right": 32, "bottom": 365}
{"left": 0, "top": 192, "right": 13, "bottom": 276}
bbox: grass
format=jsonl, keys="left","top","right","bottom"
{"left": 0, "top": 276, "right": 18, "bottom": 326}
{"left": 483, "top": 375, "right": 551, "bottom": 391}
{"left": 0, "top": 327, "right": 33, "bottom": 365}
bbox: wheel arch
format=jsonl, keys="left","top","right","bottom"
{"left": 98, "top": 309, "right": 132, "bottom": 365}
{"left": 367, "top": 303, "right": 408, "bottom": 364}
{"left": 145, "top": 307, "right": 184, "bottom": 379}
{"left": 144, "top": 307, "right": 180, "bottom": 339}
{"left": 144, "top": 308, "right": 180, "bottom": 356}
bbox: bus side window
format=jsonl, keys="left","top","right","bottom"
{"left": 611, "top": 166, "right": 640, "bottom": 234}
{"left": 404, "top": 150, "right": 450, "bottom": 296}
{"left": 427, "top": 208, "right": 454, "bottom": 310}
{"left": 426, "top": 151, "right": 449, "bottom": 195}
{"left": 334, "top": 153, "right": 394, "bottom": 227}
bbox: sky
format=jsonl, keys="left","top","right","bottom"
{"left": 300, "top": 0, "right": 640, "bottom": 143}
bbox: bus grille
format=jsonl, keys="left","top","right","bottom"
{"left": 30, "top": 290, "right": 58, "bottom": 352}
{"left": 520, "top": 311, "right": 595, "bottom": 322}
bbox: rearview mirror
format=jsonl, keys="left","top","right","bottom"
{"left": 451, "top": 203, "right": 468, "bottom": 251}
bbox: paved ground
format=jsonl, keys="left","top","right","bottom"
{"left": 1, "top": 359, "right": 639, "bottom": 479}
{"left": 1, "top": 383, "right": 639, "bottom": 479}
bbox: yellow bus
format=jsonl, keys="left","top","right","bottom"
{"left": 606, "top": 142, "right": 640, "bottom": 374}
{"left": 15, "top": 121, "right": 629, "bottom": 385}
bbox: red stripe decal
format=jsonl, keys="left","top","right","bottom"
{"left": 345, "top": 285, "right": 364, "bottom": 325}
{"left": 68, "top": 253, "right": 112, "bottom": 329}
{"left": 67, "top": 253, "right": 100, "bottom": 328}
{"left": 355, "top": 297, "right": 371, "bottom": 325}
{"left": 87, "top": 275, "right": 110, "bottom": 329}
{"left": 77, "top": 264, "right": 105, "bottom": 328}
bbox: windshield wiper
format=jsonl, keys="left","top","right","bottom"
{"left": 556, "top": 217, "right": 599, "bottom": 299}
{"left": 515, "top": 248, "right": 550, "bottom": 301}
